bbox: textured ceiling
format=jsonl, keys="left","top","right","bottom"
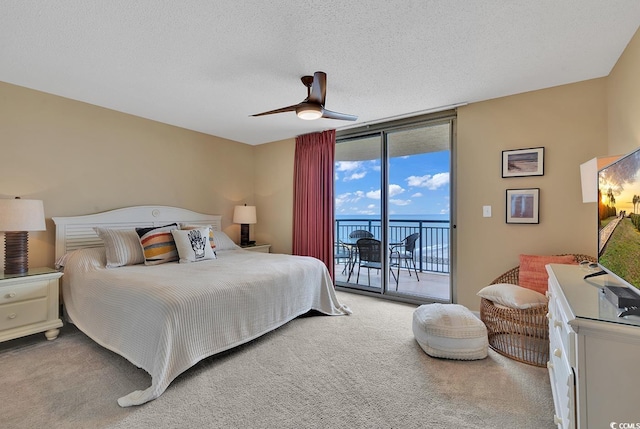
{"left": 1, "top": 1, "right": 639, "bottom": 145}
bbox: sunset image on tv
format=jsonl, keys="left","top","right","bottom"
{"left": 598, "top": 148, "right": 640, "bottom": 290}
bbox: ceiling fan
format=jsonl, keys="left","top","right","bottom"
{"left": 251, "top": 71, "right": 357, "bottom": 121}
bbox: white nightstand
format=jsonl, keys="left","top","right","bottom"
{"left": 0, "top": 268, "right": 63, "bottom": 343}
{"left": 240, "top": 244, "right": 271, "bottom": 253}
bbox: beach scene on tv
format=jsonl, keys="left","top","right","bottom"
{"left": 598, "top": 148, "right": 640, "bottom": 290}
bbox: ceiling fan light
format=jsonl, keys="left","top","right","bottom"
{"left": 296, "top": 104, "right": 322, "bottom": 120}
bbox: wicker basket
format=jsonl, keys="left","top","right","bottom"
{"left": 481, "top": 253, "right": 595, "bottom": 367}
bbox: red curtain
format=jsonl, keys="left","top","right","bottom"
{"left": 293, "top": 129, "right": 335, "bottom": 281}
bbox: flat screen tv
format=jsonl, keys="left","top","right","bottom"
{"left": 597, "top": 146, "right": 640, "bottom": 299}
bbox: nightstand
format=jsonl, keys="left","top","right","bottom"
{"left": 0, "top": 268, "right": 63, "bottom": 342}
{"left": 240, "top": 244, "right": 271, "bottom": 253}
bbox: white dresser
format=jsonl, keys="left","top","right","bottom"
{"left": 0, "top": 268, "right": 63, "bottom": 342}
{"left": 546, "top": 264, "right": 640, "bottom": 429}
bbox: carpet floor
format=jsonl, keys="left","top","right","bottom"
{"left": 0, "top": 291, "right": 555, "bottom": 429}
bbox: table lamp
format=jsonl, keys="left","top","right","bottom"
{"left": 0, "top": 197, "right": 46, "bottom": 275}
{"left": 233, "top": 204, "right": 257, "bottom": 246}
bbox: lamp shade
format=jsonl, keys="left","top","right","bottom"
{"left": 233, "top": 205, "right": 257, "bottom": 224}
{"left": 0, "top": 199, "right": 46, "bottom": 232}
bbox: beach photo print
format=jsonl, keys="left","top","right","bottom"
{"left": 502, "top": 147, "right": 544, "bottom": 178}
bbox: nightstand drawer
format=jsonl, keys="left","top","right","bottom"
{"left": 0, "top": 280, "right": 48, "bottom": 304}
{"left": 0, "top": 298, "right": 48, "bottom": 330}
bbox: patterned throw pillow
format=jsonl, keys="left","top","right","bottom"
{"left": 94, "top": 227, "right": 145, "bottom": 268}
{"left": 136, "top": 223, "right": 179, "bottom": 266}
{"left": 179, "top": 224, "right": 216, "bottom": 249}
{"left": 518, "top": 254, "right": 577, "bottom": 294}
{"left": 171, "top": 228, "right": 217, "bottom": 263}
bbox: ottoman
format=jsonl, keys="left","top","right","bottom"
{"left": 412, "top": 303, "right": 488, "bottom": 360}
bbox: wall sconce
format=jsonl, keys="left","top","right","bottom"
{"left": 233, "top": 204, "right": 257, "bottom": 246}
{"left": 580, "top": 155, "right": 621, "bottom": 203}
{"left": 0, "top": 197, "right": 46, "bottom": 275}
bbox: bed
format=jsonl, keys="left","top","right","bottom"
{"left": 53, "top": 205, "right": 351, "bottom": 407}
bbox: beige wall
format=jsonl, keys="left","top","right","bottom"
{"left": 1, "top": 82, "right": 255, "bottom": 270}
{"left": 253, "top": 138, "right": 295, "bottom": 254}
{"left": 456, "top": 79, "right": 607, "bottom": 309}
{"left": 608, "top": 28, "right": 640, "bottom": 155}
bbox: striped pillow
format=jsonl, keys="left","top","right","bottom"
{"left": 94, "top": 227, "right": 145, "bottom": 268}
{"left": 136, "top": 224, "right": 179, "bottom": 266}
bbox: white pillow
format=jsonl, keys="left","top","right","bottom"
{"left": 476, "top": 283, "right": 548, "bottom": 309}
{"left": 171, "top": 228, "right": 217, "bottom": 263}
{"left": 94, "top": 227, "right": 145, "bottom": 268}
{"left": 211, "top": 230, "right": 239, "bottom": 251}
{"left": 179, "top": 223, "right": 216, "bottom": 249}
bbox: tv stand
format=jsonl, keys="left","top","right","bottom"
{"left": 582, "top": 269, "right": 606, "bottom": 279}
{"left": 546, "top": 264, "right": 640, "bottom": 429}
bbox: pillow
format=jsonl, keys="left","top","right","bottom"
{"left": 135, "top": 223, "right": 179, "bottom": 266}
{"left": 211, "top": 230, "right": 239, "bottom": 251}
{"left": 477, "top": 283, "right": 548, "bottom": 309}
{"left": 518, "top": 254, "right": 577, "bottom": 294}
{"left": 179, "top": 224, "right": 216, "bottom": 249}
{"left": 55, "top": 247, "right": 108, "bottom": 271}
{"left": 94, "top": 227, "right": 145, "bottom": 268}
{"left": 171, "top": 228, "right": 217, "bottom": 263}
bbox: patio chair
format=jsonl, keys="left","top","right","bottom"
{"left": 389, "top": 232, "right": 420, "bottom": 290}
{"left": 356, "top": 238, "right": 397, "bottom": 286}
{"left": 349, "top": 229, "right": 373, "bottom": 239}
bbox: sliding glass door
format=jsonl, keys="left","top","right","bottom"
{"left": 334, "top": 115, "right": 454, "bottom": 303}
{"left": 334, "top": 133, "right": 383, "bottom": 292}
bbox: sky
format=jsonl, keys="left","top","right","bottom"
{"left": 599, "top": 149, "right": 640, "bottom": 214}
{"left": 335, "top": 150, "right": 450, "bottom": 217}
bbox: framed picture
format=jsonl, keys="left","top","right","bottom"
{"left": 502, "top": 147, "right": 544, "bottom": 177}
{"left": 506, "top": 188, "right": 540, "bottom": 224}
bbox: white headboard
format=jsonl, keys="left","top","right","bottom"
{"left": 52, "top": 205, "right": 222, "bottom": 261}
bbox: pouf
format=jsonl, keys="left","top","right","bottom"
{"left": 412, "top": 303, "right": 488, "bottom": 360}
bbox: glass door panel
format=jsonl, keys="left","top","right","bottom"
{"left": 334, "top": 134, "right": 382, "bottom": 292}
{"left": 387, "top": 123, "right": 451, "bottom": 301}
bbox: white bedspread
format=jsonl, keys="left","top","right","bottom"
{"left": 60, "top": 247, "right": 351, "bottom": 407}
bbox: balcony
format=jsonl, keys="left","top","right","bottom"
{"left": 334, "top": 218, "right": 451, "bottom": 301}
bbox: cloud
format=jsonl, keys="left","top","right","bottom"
{"left": 366, "top": 184, "right": 405, "bottom": 200}
{"left": 335, "top": 191, "right": 365, "bottom": 207}
{"left": 346, "top": 171, "right": 366, "bottom": 181}
{"left": 366, "top": 189, "right": 380, "bottom": 199}
{"left": 335, "top": 161, "right": 362, "bottom": 172}
{"left": 390, "top": 199, "right": 412, "bottom": 206}
{"left": 406, "top": 172, "right": 449, "bottom": 190}
{"left": 411, "top": 192, "right": 423, "bottom": 198}
{"left": 389, "top": 184, "right": 405, "bottom": 197}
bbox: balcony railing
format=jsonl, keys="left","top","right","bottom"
{"left": 335, "top": 218, "right": 450, "bottom": 274}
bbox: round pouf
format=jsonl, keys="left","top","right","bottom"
{"left": 412, "top": 303, "right": 488, "bottom": 360}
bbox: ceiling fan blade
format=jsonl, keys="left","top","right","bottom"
{"left": 251, "top": 104, "right": 299, "bottom": 117}
{"left": 308, "top": 71, "right": 326, "bottom": 105}
{"left": 322, "top": 109, "right": 358, "bottom": 121}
